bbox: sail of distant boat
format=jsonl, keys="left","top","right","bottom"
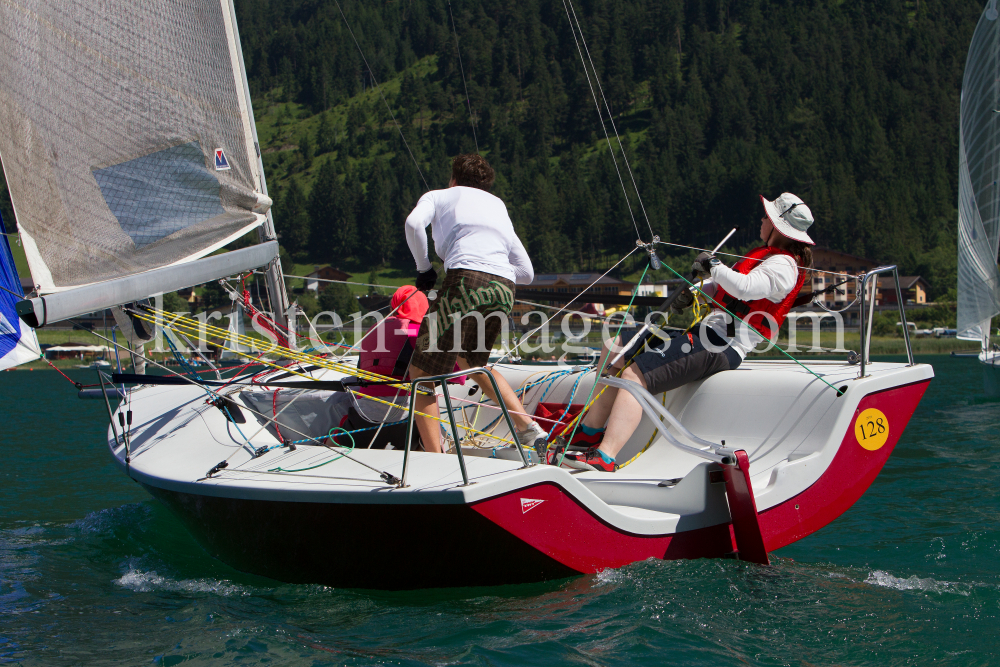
{"left": 0, "top": 225, "right": 40, "bottom": 371}
{"left": 957, "top": 0, "right": 1000, "bottom": 350}
{"left": 0, "top": 0, "right": 287, "bottom": 334}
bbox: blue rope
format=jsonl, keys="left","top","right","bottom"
{"left": 111, "top": 328, "right": 123, "bottom": 373}
{"left": 163, "top": 332, "right": 199, "bottom": 378}
{"left": 478, "top": 369, "right": 575, "bottom": 434}
{"left": 162, "top": 333, "right": 256, "bottom": 451}
{"left": 545, "top": 371, "right": 585, "bottom": 440}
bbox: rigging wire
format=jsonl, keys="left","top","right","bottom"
{"left": 332, "top": 0, "right": 430, "bottom": 191}
{"left": 653, "top": 241, "right": 855, "bottom": 278}
{"left": 86, "top": 328, "right": 402, "bottom": 479}
{"left": 556, "top": 263, "right": 649, "bottom": 467}
{"left": 559, "top": 0, "right": 643, "bottom": 243}
{"left": 562, "top": 0, "right": 655, "bottom": 242}
{"left": 447, "top": 0, "right": 479, "bottom": 153}
{"left": 493, "top": 246, "right": 639, "bottom": 364}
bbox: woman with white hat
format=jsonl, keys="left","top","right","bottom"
{"left": 547, "top": 193, "right": 815, "bottom": 472}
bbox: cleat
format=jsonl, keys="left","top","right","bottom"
{"left": 533, "top": 436, "right": 550, "bottom": 457}
{"left": 544, "top": 442, "right": 563, "bottom": 466}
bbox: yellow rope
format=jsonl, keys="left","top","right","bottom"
{"left": 136, "top": 309, "right": 405, "bottom": 387}
{"left": 134, "top": 309, "right": 516, "bottom": 446}
{"left": 617, "top": 391, "right": 667, "bottom": 469}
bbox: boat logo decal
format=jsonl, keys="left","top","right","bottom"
{"left": 214, "top": 148, "right": 231, "bottom": 171}
{"left": 855, "top": 408, "right": 889, "bottom": 451}
{"left": 520, "top": 498, "right": 545, "bottom": 514}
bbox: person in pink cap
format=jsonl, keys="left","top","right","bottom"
{"left": 343, "top": 285, "right": 468, "bottom": 450}
{"left": 548, "top": 193, "right": 815, "bottom": 472}
{"left": 356, "top": 285, "right": 429, "bottom": 397}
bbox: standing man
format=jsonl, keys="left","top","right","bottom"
{"left": 404, "top": 154, "right": 546, "bottom": 452}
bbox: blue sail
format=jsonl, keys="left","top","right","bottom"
{"left": 0, "top": 214, "right": 41, "bottom": 370}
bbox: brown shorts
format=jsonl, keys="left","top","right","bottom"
{"left": 410, "top": 269, "right": 515, "bottom": 377}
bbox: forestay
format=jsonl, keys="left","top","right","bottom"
{"left": 958, "top": 1, "right": 1000, "bottom": 342}
{"left": 0, "top": 0, "right": 271, "bottom": 293}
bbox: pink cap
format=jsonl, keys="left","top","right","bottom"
{"left": 391, "top": 285, "right": 429, "bottom": 323}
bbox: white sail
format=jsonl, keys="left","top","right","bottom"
{"left": 0, "top": 0, "right": 272, "bottom": 297}
{"left": 958, "top": 2, "right": 1000, "bottom": 345}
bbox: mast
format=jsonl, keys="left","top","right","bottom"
{"left": 987, "top": 3, "right": 999, "bottom": 355}
{"left": 224, "top": 0, "right": 290, "bottom": 329}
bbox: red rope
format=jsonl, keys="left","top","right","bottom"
{"left": 217, "top": 354, "right": 266, "bottom": 390}
{"left": 242, "top": 290, "right": 290, "bottom": 348}
{"left": 43, "top": 358, "right": 81, "bottom": 388}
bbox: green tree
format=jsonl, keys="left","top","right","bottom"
{"left": 319, "top": 282, "right": 357, "bottom": 316}
{"left": 298, "top": 132, "right": 313, "bottom": 169}
{"left": 333, "top": 169, "right": 362, "bottom": 258}
{"left": 275, "top": 178, "right": 310, "bottom": 261}
{"left": 307, "top": 159, "right": 338, "bottom": 262}
{"left": 162, "top": 291, "right": 188, "bottom": 313}
{"left": 364, "top": 161, "right": 396, "bottom": 265}
{"left": 315, "top": 111, "right": 335, "bottom": 155}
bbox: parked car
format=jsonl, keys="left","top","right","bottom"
{"left": 932, "top": 327, "right": 957, "bottom": 338}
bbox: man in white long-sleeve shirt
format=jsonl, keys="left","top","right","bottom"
{"left": 550, "top": 193, "right": 816, "bottom": 472}
{"left": 404, "top": 154, "right": 546, "bottom": 453}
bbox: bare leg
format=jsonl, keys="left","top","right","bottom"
{"left": 407, "top": 364, "right": 442, "bottom": 453}
{"left": 456, "top": 357, "right": 533, "bottom": 430}
{"left": 581, "top": 335, "right": 626, "bottom": 430}
{"left": 596, "top": 364, "right": 647, "bottom": 458}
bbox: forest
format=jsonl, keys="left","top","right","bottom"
{"left": 0, "top": 0, "right": 984, "bottom": 300}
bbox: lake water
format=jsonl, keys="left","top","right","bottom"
{"left": 1, "top": 356, "right": 997, "bottom": 666}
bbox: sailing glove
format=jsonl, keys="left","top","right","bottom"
{"left": 670, "top": 288, "right": 695, "bottom": 314}
{"left": 415, "top": 267, "right": 438, "bottom": 292}
{"left": 691, "top": 252, "right": 721, "bottom": 279}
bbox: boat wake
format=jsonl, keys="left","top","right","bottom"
{"left": 115, "top": 561, "right": 251, "bottom": 597}
{"left": 865, "top": 570, "right": 972, "bottom": 596}
{"left": 69, "top": 502, "right": 151, "bottom": 535}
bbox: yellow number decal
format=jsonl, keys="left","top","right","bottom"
{"left": 855, "top": 408, "right": 889, "bottom": 451}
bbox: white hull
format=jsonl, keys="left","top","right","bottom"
{"left": 106, "top": 357, "right": 932, "bottom": 588}
{"left": 980, "top": 349, "right": 1000, "bottom": 366}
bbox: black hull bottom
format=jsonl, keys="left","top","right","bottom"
{"left": 143, "top": 485, "right": 578, "bottom": 590}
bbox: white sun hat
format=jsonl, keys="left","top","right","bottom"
{"left": 760, "top": 193, "right": 815, "bottom": 245}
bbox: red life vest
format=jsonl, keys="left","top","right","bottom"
{"left": 712, "top": 246, "right": 807, "bottom": 341}
{"left": 358, "top": 317, "right": 419, "bottom": 397}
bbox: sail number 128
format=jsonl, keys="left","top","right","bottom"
{"left": 854, "top": 408, "right": 890, "bottom": 451}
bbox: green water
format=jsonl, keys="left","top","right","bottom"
{"left": 1, "top": 357, "right": 997, "bottom": 666}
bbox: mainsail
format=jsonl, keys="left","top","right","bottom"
{"left": 958, "top": 0, "right": 1000, "bottom": 343}
{"left": 0, "top": 227, "right": 40, "bottom": 370}
{"left": 0, "top": 0, "right": 275, "bottom": 297}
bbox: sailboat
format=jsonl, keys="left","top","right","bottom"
{"left": 0, "top": 0, "right": 933, "bottom": 589}
{"left": 958, "top": 0, "right": 1000, "bottom": 367}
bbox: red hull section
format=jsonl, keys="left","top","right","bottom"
{"left": 476, "top": 380, "right": 930, "bottom": 573}
{"left": 758, "top": 379, "right": 930, "bottom": 551}
{"left": 472, "top": 481, "right": 734, "bottom": 572}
